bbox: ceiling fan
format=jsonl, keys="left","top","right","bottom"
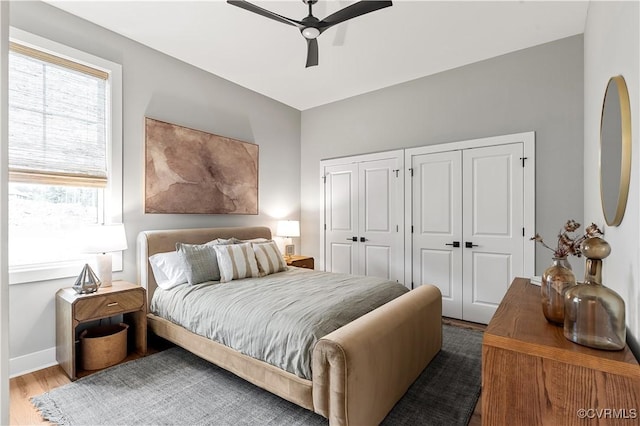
{"left": 227, "top": 0, "right": 393, "bottom": 68}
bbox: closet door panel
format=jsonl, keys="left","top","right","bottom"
{"left": 419, "top": 249, "right": 455, "bottom": 298}
{"left": 419, "top": 159, "right": 454, "bottom": 234}
{"left": 324, "top": 163, "right": 358, "bottom": 275}
{"left": 359, "top": 158, "right": 403, "bottom": 282}
{"left": 462, "top": 143, "right": 524, "bottom": 323}
{"left": 363, "top": 245, "right": 391, "bottom": 279}
{"left": 472, "top": 161, "right": 510, "bottom": 235}
{"left": 411, "top": 151, "right": 463, "bottom": 318}
{"left": 470, "top": 252, "right": 512, "bottom": 305}
{"left": 330, "top": 243, "right": 356, "bottom": 275}
{"left": 328, "top": 169, "right": 356, "bottom": 231}
{"left": 362, "top": 167, "right": 390, "bottom": 232}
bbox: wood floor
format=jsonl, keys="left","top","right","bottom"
{"left": 10, "top": 319, "right": 485, "bottom": 425}
{"left": 10, "top": 364, "right": 69, "bottom": 425}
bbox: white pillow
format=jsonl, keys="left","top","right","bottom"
{"left": 253, "top": 240, "right": 287, "bottom": 276}
{"left": 213, "top": 243, "right": 260, "bottom": 283}
{"left": 149, "top": 251, "right": 188, "bottom": 290}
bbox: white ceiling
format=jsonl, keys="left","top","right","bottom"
{"left": 45, "top": 0, "right": 589, "bottom": 111}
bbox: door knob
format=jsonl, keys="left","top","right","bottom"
{"left": 445, "top": 241, "right": 460, "bottom": 248}
{"left": 346, "top": 237, "right": 357, "bottom": 242}
{"left": 360, "top": 237, "right": 368, "bottom": 242}
{"left": 465, "top": 242, "right": 479, "bottom": 248}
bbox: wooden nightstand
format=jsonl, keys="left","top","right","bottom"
{"left": 56, "top": 281, "right": 147, "bottom": 380}
{"left": 286, "top": 255, "right": 314, "bottom": 270}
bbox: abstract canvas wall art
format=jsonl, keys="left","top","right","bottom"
{"left": 145, "top": 118, "right": 258, "bottom": 214}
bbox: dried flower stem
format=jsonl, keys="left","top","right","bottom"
{"left": 530, "top": 220, "right": 603, "bottom": 258}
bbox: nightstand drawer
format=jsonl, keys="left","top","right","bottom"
{"left": 74, "top": 290, "right": 144, "bottom": 321}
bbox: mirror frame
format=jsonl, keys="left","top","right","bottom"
{"left": 599, "top": 75, "right": 632, "bottom": 227}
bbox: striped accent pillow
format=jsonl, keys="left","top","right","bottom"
{"left": 213, "top": 243, "right": 260, "bottom": 283}
{"left": 253, "top": 241, "right": 287, "bottom": 276}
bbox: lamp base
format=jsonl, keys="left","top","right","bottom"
{"left": 96, "top": 253, "right": 113, "bottom": 287}
{"left": 284, "top": 244, "right": 295, "bottom": 258}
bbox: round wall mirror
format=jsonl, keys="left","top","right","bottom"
{"left": 600, "top": 75, "right": 632, "bottom": 226}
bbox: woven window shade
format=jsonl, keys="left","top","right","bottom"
{"left": 8, "top": 42, "right": 108, "bottom": 187}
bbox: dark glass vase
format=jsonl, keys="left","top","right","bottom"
{"left": 541, "top": 257, "right": 576, "bottom": 325}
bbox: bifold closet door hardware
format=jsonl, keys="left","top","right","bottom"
{"left": 344, "top": 237, "right": 370, "bottom": 242}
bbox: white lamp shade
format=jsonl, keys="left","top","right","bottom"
{"left": 276, "top": 220, "right": 300, "bottom": 238}
{"left": 81, "top": 223, "right": 128, "bottom": 254}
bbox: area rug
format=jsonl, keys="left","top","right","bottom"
{"left": 32, "top": 325, "right": 482, "bottom": 425}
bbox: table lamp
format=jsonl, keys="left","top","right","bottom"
{"left": 276, "top": 220, "right": 300, "bottom": 259}
{"left": 81, "top": 223, "right": 128, "bottom": 287}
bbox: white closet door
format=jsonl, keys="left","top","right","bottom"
{"left": 411, "top": 151, "right": 463, "bottom": 318}
{"left": 324, "top": 163, "right": 358, "bottom": 275}
{"left": 358, "top": 158, "right": 403, "bottom": 282}
{"left": 462, "top": 143, "right": 524, "bottom": 324}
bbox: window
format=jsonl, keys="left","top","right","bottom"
{"left": 8, "top": 30, "right": 122, "bottom": 284}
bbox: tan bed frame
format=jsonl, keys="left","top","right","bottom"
{"left": 137, "top": 226, "right": 442, "bottom": 426}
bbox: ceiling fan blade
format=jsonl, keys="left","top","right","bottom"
{"left": 319, "top": 1, "right": 392, "bottom": 31}
{"left": 227, "top": 0, "right": 302, "bottom": 28}
{"left": 332, "top": 0, "right": 350, "bottom": 46}
{"left": 305, "top": 38, "right": 319, "bottom": 68}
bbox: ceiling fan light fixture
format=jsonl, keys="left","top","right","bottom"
{"left": 301, "top": 27, "right": 320, "bottom": 39}
{"left": 228, "top": 0, "right": 393, "bottom": 67}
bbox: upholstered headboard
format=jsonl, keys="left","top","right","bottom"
{"left": 137, "top": 226, "right": 272, "bottom": 306}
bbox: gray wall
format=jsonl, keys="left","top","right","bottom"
{"left": 8, "top": 1, "right": 301, "bottom": 373}
{"left": 300, "top": 35, "right": 584, "bottom": 277}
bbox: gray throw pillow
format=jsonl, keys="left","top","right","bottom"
{"left": 176, "top": 241, "right": 221, "bottom": 285}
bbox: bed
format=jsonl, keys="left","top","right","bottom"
{"left": 137, "top": 226, "right": 442, "bottom": 426}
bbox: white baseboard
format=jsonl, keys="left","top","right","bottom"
{"left": 10, "top": 347, "right": 57, "bottom": 378}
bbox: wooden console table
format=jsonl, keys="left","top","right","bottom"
{"left": 482, "top": 278, "right": 640, "bottom": 425}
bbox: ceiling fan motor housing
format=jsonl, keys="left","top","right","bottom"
{"left": 301, "top": 13, "right": 321, "bottom": 39}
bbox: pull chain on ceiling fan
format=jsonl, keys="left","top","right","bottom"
{"left": 227, "top": 0, "right": 393, "bottom": 68}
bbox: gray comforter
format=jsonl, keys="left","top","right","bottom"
{"left": 150, "top": 267, "right": 408, "bottom": 379}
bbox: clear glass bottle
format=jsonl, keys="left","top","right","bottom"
{"left": 541, "top": 257, "right": 576, "bottom": 325}
{"left": 563, "top": 237, "right": 626, "bottom": 350}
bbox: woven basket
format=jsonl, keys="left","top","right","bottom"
{"left": 80, "top": 323, "right": 129, "bottom": 370}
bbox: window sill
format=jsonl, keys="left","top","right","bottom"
{"left": 9, "top": 253, "right": 123, "bottom": 285}
{"left": 10, "top": 261, "right": 87, "bottom": 285}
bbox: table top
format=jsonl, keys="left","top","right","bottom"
{"left": 57, "top": 280, "right": 142, "bottom": 302}
{"left": 484, "top": 278, "right": 639, "bottom": 377}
